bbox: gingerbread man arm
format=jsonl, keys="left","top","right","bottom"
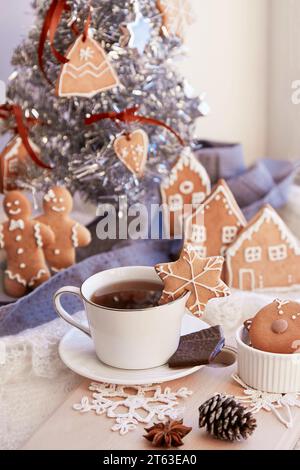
{"left": 72, "top": 222, "right": 91, "bottom": 248}
{"left": 35, "top": 222, "right": 55, "bottom": 249}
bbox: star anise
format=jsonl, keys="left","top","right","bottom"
{"left": 144, "top": 419, "right": 192, "bottom": 448}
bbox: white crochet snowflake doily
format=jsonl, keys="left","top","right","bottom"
{"left": 73, "top": 382, "right": 193, "bottom": 435}
{"left": 232, "top": 375, "right": 300, "bottom": 429}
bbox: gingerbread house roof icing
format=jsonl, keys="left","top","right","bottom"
{"left": 226, "top": 205, "right": 300, "bottom": 259}
{"left": 161, "top": 147, "right": 211, "bottom": 194}
{"left": 185, "top": 179, "right": 247, "bottom": 228}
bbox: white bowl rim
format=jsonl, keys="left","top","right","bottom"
{"left": 236, "top": 325, "right": 300, "bottom": 359}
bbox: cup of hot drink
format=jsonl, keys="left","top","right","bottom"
{"left": 53, "top": 266, "right": 190, "bottom": 370}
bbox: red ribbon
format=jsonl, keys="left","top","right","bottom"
{"left": 85, "top": 106, "right": 185, "bottom": 146}
{"left": 0, "top": 104, "right": 51, "bottom": 170}
{"left": 38, "top": 0, "right": 70, "bottom": 85}
{"left": 38, "top": 0, "right": 92, "bottom": 85}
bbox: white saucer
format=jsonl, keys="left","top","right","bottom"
{"left": 59, "top": 313, "right": 209, "bottom": 385}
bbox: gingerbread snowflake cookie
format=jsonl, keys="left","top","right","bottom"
{"left": 247, "top": 299, "right": 300, "bottom": 354}
{"left": 155, "top": 247, "right": 230, "bottom": 317}
{"left": 36, "top": 187, "right": 91, "bottom": 272}
{"left": 0, "top": 191, "right": 55, "bottom": 298}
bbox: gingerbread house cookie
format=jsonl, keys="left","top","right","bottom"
{"left": 161, "top": 147, "right": 211, "bottom": 238}
{"left": 225, "top": 205, "right": 300, "bottom": 291}
{"left": 184, "top": 179, "right": 246, "bottom": 258}
{"left": 0, "top": 136, "right": 40, "bottom": 193}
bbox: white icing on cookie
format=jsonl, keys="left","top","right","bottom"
{"left": 8, "top": 208, "right": 21, "bottom": 216}
{"left": 5, "top": 270, "right": 26, "bottom": 287}
{"left": 0, "top": 225, "right": 5, "bottom": 249}
{"left": 44, "top": 189, "right": 56, "bottom": 202}
{"left": 72, "top": 223, "right": 79, "bottom": 248}
{"left": 292, "top": 340, "right": 300, "bottom": 354}
{"left": 52, "top": 206, "right": 66, "bottom": 213}
{"left": 28, "top": 269, "right": 47, "bottom": 287}
{"left": 34, "top": 223, "right": 43, "bottom": 248}
{"left": 9, "top": 219, "right": 25, "bottom": 232}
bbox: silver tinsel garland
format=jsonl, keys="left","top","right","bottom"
{"left": 4, "top": 0, "right": 206, "bottom": 205}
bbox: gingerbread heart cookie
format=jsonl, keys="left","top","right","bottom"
{"left": 113, "top": 129, "right": 149, "bottom": 177}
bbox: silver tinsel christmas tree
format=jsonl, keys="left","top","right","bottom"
{"left": 4, "top": 0, "right": 206, "bottom": 205}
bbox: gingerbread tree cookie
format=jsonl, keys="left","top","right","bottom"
{"left": 36, "top": 187, "right": 91, "bottom": 272}
{"left": 57, "top": 35, "right": 120, "bottom": 98}
{"left": 155, "top": 246, "right": 230, "bottom": 317}
{"left": 225, "top": 205, "right": 300, "bottom": 291}
{"left": 161, "top": 148, "right": 211, "bottom": 238}
{"left": 184, "top": 179, "right": 247, "bottom": 258}
{"left": 0, "top": 191, "right": 54, "bottom": 298}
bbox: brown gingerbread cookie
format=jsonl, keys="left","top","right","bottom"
{"left": 248, "top": 299, "right": 300, "bottom": 354}
{"left": 36, "top": 187, "right": 91, "bottom": 272}
{"left": 0, "top": 191, "right": 54, "bottom": 298}
{"left": 226, "top": 205, "right": 300, "bottom": 291}
{"left": 155, "top": 246, "right": 230, "bottom": 318}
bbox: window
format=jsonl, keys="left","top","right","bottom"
{"left": 245, "top": 247, "right": 262, "bottom": 263}
{"left": 8, "top": 158, "right": 18, "bottom": 173}
{"left": 268, "top": 244, "right": 287, "bottom": 262}
{"left": 168, "top": 194, "right": 183, "bottom": 212}
{"left": 222, "top": 226, "right": 238, "bottom": 244}
{"left": 191, "top": 225, "right": 206, "bottom": 243}
{"left": 179, "top": 180, "right": 194, "bottom": 195}
{"left": 192, "top": 192, "right": 205, "bottom": 207}
{"left": 187, "top": 244, "right": 207, "bottom": 258}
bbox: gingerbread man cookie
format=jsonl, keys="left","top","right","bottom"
{"left": 247, "top": 299, "right": 300, "bottom": 354}
{"left": 36, "top": 187, "right": 91, "bottom": 272}
{"left": 0, "top": 191, "right": 54, "bottom": 298}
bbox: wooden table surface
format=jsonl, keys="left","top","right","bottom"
{"left": 22, "top": 358, "right": 300, "bottom": 451}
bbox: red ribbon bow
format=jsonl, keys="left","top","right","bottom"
{"left": 0, "top": 104, "right": 51, "bottom": 170}
{"left": 85, "top": 106, "right": 185, "bottom": 146}
{"left": 38, "top": 0, "right": 91, "bottom": 85}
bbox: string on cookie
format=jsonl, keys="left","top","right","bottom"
{"left": 38, "top": 0, "right": 92, "bottom": 85}
{"left": 0, "top": 103, "right": 51, "bottom": 170}
{"left": 85, "top": 105, "right": 185, "bottom": 146}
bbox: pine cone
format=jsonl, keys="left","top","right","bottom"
{"left": 199, "top": 394, "right": 257, "bottom": 441}
{"left": 144, "top": 419, "right": 192, "bottom": 448}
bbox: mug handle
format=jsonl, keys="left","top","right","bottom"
{"left": 53, "top": 286, "right": 91, "bottom": 337}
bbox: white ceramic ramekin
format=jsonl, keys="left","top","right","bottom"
{"left": 236, "top": 326, "right": 300, "bottom": 393}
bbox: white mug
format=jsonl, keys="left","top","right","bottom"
{"left": 53, "top": 266, "right": 189, "bottom": 370}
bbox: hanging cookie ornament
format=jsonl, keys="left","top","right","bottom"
{"left": 57, "top": 33, "right": 120, "bottom": 98}
{"left": 38, "top": 0, "right": 120, "bottom": 97}
{"left": 0, "top": 135, "right": 40, "bottom": 193}
{"left": 157, "top": 0, "right": 194, "bottom": 39}
{"left": 113, "top": 130, "right": 149, "bottom": 177}
{"left": 85, "top": 106, "right": 184, "bottom": 178}
{"left": 0, "top": 103, "right": 51, "bottom": 193}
